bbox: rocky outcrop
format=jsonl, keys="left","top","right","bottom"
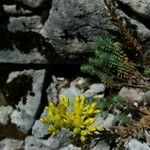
{"left": 1, "top": 0, "right": 150, "bottom": 64}
{"left": 0, "top": 0, "right": 150, "bottom": 150}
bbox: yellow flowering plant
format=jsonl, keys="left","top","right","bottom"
{"left": 40, "top": 96, "right": 102, "bottom": 142}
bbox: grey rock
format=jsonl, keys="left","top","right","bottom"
{"left": 70, "top": 77, "right": 86, "bottom": 87}
{"left": 125, "top": 139, "right": 150, "bottom": 150}
{"left": 119, "top": 0, "right": 150, "bottom": 19}
{"left": 3, "top": 4, "right": 32, "bottom": 15}
{"left": 40, "top": 0, "right": 113, "bottom": 57}
{"left": 90, "top": 141, "right": 110, "bottom": 150}
{"left": 119, "top": 87, "right": 144, "bottom": 102}
{"left": 32, "top": 110, "right": 49, "bottom": 138}
{"left": 145, "top": 130, "right": 150, "bottom": 145}
{"left": 47, "top": 75, "right": 59, "bottom": 104}
{"left": 59, "top": 86, "right": 82, "bottom": 107}
{"left": 26, "top": 129, "right": 72, "bottom": 150}
{"left": 25, "top": 136, "right": 50, "bottom": 150}
{"left": 0, "top": 105, "right": 13, "bottom": 125}
{"left": 8, "top": 16, "right": 43, "bottom": 33}
{"left": 0, "top": 50, "right": 48, "bottom": 64}
{"left": 10, "top": 69, "right": 46, "bottom": 133}
{"left": 32, "top": 120, "right": 48, "bottom": 138}
{"left": 15, "top": 0, "right": 46, "bottom": 8}
{"left": 59, "top": 86, "right": 82, "bottom": 99}
{"left": 118, "top": 10, "right": 150, "bottom": 42}
{"left": 84, "top": 83, "right": 105, "bottom": 98}
{"left": 0, "top": 138, "right": 24, "bottom": 150}
{"left": 102, "top": 114, "right": 116, "bottom": 128}
{"left": 59, "top": 144, "right": 81, "bottom": 150}
{"left": 142, "top": 91, "right": 150, "bottom": 104}
{"left": 94, "top": 114, "right": 116, "bottom": 128}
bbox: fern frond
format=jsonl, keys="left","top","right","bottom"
{"left": 81, "top": 37, "right": 143, "bottom": 86}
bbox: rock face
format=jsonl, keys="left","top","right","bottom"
{"left": 119, "top": 0, "right": 150, "bottom": 19}
{"left": 119, "top": 87, "right": 144, "bottom": 102}
{"left": 1, "top": 0, "right": 150, "bottom": 63}
{"left": 10, "top": 69, "right": 46, "bottom": 133}
{"left": 0, "top": 139, "right": 24, "bottom": 150}
{"left": 125, "top": 139, "right": 150, "bottom": 150}
{"left": 40, "top": 0, "right": 113, "bottom": 58}
{"left": 0, "top": 0, "right": 150, "bottom": 150}
{"left": 0, "top": 106, "right": 13, "bottom": 125}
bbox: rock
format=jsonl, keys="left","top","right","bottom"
{"left": 59, "top": 144, "right": 81, "bottom": 150}
{"left": 84, "top": 83, "right": 105, "bottom": 98}
{"left": 119, "top": 0, "right": 150, "bottom": 19}
{"left": 59, "top": 86, "right": 82, "bottom": 101}
{"left": 11, "top": 69, "right": 46, "bottom": 133}
{"left": 117, "top": 9, "right": 150, "bottom": 42}
{"left": 0, "top": 105, "right": 13, "bottom": 125}
{"left": 142, "top": 91, "right": 150, "bottom": 104}
{"left": 32, "top": 120, "right": 48, "bottom": 138}
{"left": 26, "top": 129, "right": 72, "bottom": 150}
{"left": 47, "top": 75, "right": 59, "bottom": 104}
{"left": 14, "top": 0, "right": 47, "bottom": 8}
{"left": 40, "top": 0, "right": 113, "bottom": 58}
{"left": 25, "top": 136, "right": 50, "bottom": 150}
{"left": 0, "top": 49, "right": 48, "bottom": 64}
{"left": 94, "top": 114, "right": 116, "bottom": 128}
{"left": 8, "top": 16, "right": 43, "bottom": 33}
{"left": 119, "top": 87, "right": 144, "bottom": 102}
{"left": 90, "top": 141, "right": 110, "bottom": 150}
{"left": 3, "top": 4, "right": 32, "bottom": 15}
{"left": 102, "top": 114, "right": 116, "bottom": 128}
{"left": 70, "top": 77, "right": 86, "bottom": 87}
{"left": 125, "top": 139, "right": 150, "bottom": 150}
{"left": 0, "top": 138, "right": 24, "bottom": 150}
{"left": 145, "top": 130, "right": 150, "bottom": 145}
{"left": 32, "top": 110, "right": 49, "bottom": 138}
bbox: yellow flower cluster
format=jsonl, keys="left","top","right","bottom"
{"left": 40, "top": 96, "right": 102, "bottom": 142}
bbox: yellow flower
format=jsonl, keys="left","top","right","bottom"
{"left": 84, "top": 118, "right": 95, "bottom": 125}
{"left": 40, "top": 117, "right": 48, "bottom": 123}
{"left": 48, "top": 126, "right": 56, "bottom": 134}
{"left": 73, "top": 127, "right": 81, "bottom": 135}
{"left": 81, "top": 130, "right": 88, "bottom": 136}
{"left": 73, "top": 115, "right": 84, "bottom": 128}
{"left": 87, "top": 126, "right": 97, "bottom": 132}
{"left": 40, "top": 96, "right": 102, "bottom": 143}
{"left": 80, "top": 135, "right": 86, "bottom": 142}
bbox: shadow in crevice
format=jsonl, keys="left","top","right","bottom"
{"left": 1, "top": 74, "right": 33, "bottom": 107}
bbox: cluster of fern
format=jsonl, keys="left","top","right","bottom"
{"left": 81, "top": 37, "right": 143, "bottom": 87}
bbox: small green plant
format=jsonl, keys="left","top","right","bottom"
{"left": 81, "top": 37, "right": 143, "bottom": 87}
{"left": 40, "top": 96, "right": 102, "bottom": 142}
{"left": 144, "top": 67, "right": 150, "bottom": 77}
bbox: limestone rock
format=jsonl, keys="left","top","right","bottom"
{"left": 8, "top": 16, "right": 43, "bottom": 33}
{"left": 40, "top": 0, "right": 113, "bottom": 58}
{"left": 119, "top": 0, "right": 150, "bottom": 19}
{"left": 125, "top": 139, "right": 150, "bottom": 150}
{"left": 0, "top": 139, "right": 24, "bottom": 150}
{"left": 91, "top": 141, "right": 110, "bottom": 150}
{"left": 119, "top": 87, "right": 144, "bottom": 102}
{"left": 0, "top": 106, "right": 13, "bottom": 125}
{"left": 14, "top": 0, "right": 47, "bottom": 8}
{"left": 84, "top": 83, "right": 105, "bottom": 98}
{"left": 32, "top": 110, "right": 49, "bottom": 138}
{"left": 10, "top": 69, "right": 46, "bottom": 133}
{"left": 0, "top": 50, "right": 48, "bottom": 64}
{"left": 59, "top": 144, "right": 81, "bottom": 150}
